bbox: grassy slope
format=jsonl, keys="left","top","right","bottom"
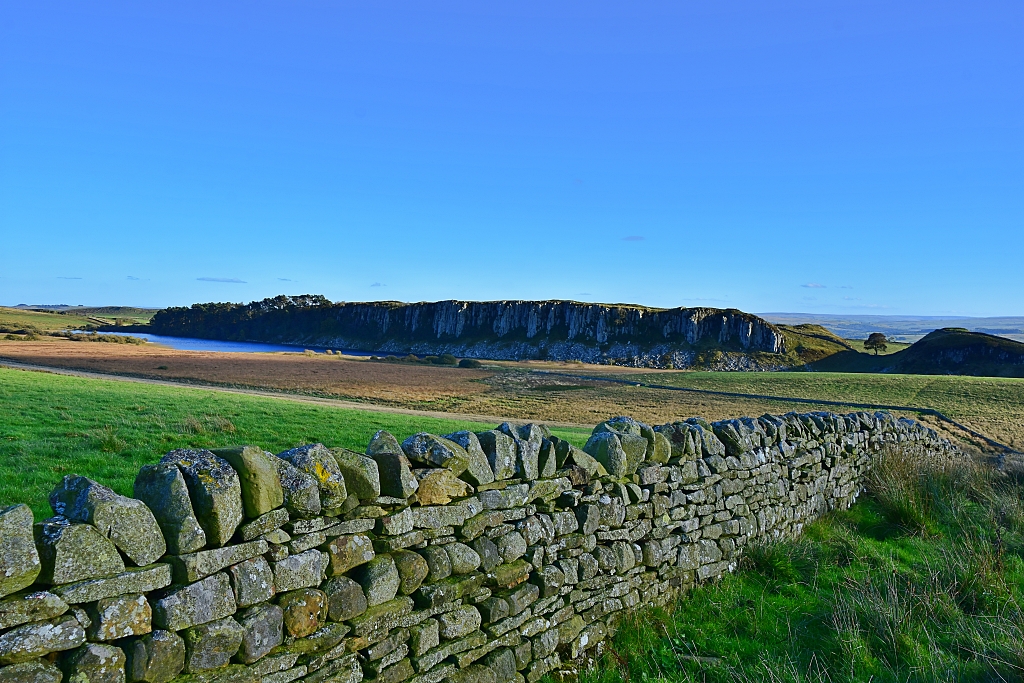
{"left": 620, "top": 370, "right": 1024, "bottom": 449}
{"left": 0, "top": 306, "right": 99, "bottom": 333}
{"left": 0, "top": 306, "right": 155, "bottom": 333}
{"left": 0, "top": 367, "right": 590, "bottom": 518}
{"left": 577, "top": 453, "right": 1024, "bottom": 682}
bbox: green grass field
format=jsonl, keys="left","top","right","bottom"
{"left": 0, "top": 306, "right": 155, "bottom": 335}
{"left": 0, "top": 367, "right": 590, "bottom": 518}
{"left": 620, "top": 370, "right": 1024, "bottom": 449}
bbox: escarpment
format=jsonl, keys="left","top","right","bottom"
{"left": 150, "top": 298, "right": 786, "bottom": 367}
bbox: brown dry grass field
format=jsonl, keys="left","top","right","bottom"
{"left": 0, "top": 337, "right": 1017, "bottom": 453}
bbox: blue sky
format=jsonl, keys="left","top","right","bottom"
{"left": 1, "top": 2, "right": 1021, "bottom": 315}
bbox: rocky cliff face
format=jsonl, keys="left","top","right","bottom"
{"left": 151, "top": 298, "right": 786, "bottom": 367}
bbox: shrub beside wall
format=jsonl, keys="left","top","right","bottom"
{"left": 0, "top": 411, "right": 957, "bottom": 683}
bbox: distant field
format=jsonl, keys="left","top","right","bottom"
{"left": 617, "top": 370, "right": 1024, "bottom": 450}
{"left": 0, "top": 306, "right": 155, "bottom": 332}
{"left": 3, "top": 337, "right": 1020, "bottom": 449}
{"left": 0, "top": 366, "right": 590, "bottom": 517}
{"left": 0, "top": 340, "right": 928, "bottom": 430}
{"left": 0, "top": 306, "right": 97, "bottom": 333}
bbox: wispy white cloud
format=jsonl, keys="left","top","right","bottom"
{"left": 198, "top": 277, "right": 246, "bottom": 283}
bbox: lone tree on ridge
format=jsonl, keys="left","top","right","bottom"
{"left": 864, "top": 332, "right": 888, "bottom": 355}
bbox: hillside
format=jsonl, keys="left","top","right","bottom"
{"left": 148, "top": 296, "right": 787, "bottom": 368}
{"left": 811, "top": 328, "right": 1024, "bottom": 377}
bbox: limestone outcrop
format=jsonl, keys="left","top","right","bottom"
{"left": 150, "top": 298, "right": 787, "bottom": 367}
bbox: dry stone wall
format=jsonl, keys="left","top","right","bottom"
{"left": 0, "top": 411, "right": 957, "bottom": 683}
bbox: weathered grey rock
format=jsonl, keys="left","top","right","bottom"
{"left": 0, "top": 615, "right": 85, "bottom": 665}
{"left": 234, "top": 603, "right": 282, "bottom": 664}
{"left": 537, "top": 440, "right": 557, "bottom": 479}
{"left": 278, "top": 589, "right": 325, "bottom": 638}
{"left": 168, "top": 540, "right": 268, "bottom": 584}
{"left": 483, "top": 648, "right": 517, "bottom": 683}
{"left": 34, "top": 518, "right": 125, "bottom": 585}
{"left": 323, "top": 576, "right": 367, "bottom": 622}
{"left": 401, "top": 434, "right": 470, "bottom": 475}
{"left": 276, "top": 444, "right": 348, "bottom": 511}
{"left": 51, "top": 565, "right": 172, "bottom": 605}
{"left": 450, "top": 663, "right": 495, "bottom": 683}
{"left": 151, "top": 573, "right": 235, "bottom": 632}
{"left": 86, "top": 594, "right": 151, "bottom": 641}
{"left": 0, "top": 505, "right": 41, "bottom": 600}
{"left": 123, "top": 630, "right": 185, "bottom": 683}
{"left": 443, "top": 432, "right": 496, "bottom": 486}
{"left": 182, "top": 616, "right": 244, "bottom": 673}
{"left": 59, "top": 643, "right": 125, "bottom": 683}
{"left": 323, "top": 534, "right": 375, "bottom": 577}
{"left": 532, "top": 629, "right": 559, "bottom": 659}
{"left": 366, "top": 430, "right": 403, "bottom": 458}
{"left": 437, "top": 606, "right": 481, "bottom": 640}
{"left": 530, "top": 565, "right": 563, "bottom": 598}
{"left": 495, "top": 532, "right": 527, "bottom": 563}
{"left": 478, "top": 485, "right": 529, "bottom": 510}
{"left": 476, "top": 431, "right": 517, "bottom": 481}
{"left": 550, "top": 439, "right": 603, "bottom": 477}
{"left": 444, "top": 543, "right": 481, "bottom": 575}
{"left": 0, "top": 591, "right": 68, "bottom": 630}
{"left": 238, "top": 508, "right": 289, "bottom": 541}
{"left": 330, "top": 448, "right": 381, "bottom": 500}
{"left": 367, "top": 451, "right": 418, "bottom": 499}
{"left": 49, "top": 476, "right": 166, "bottom": 567}
{"left": 583, "top": 432, "right": 631, "bottom": 478}
{"left": 210, "top": 446, "right": 284, "bottom": 518}
{"left": 409, "top": 619, "right": 439, "bottom": 657}
{"left": 650, "top": 431, "right": 672, "bottom": 464}
{"left": 272, "top": 550, "right": 323, "bottom": 592}
{"left": 161, "top": 449, "right": 244, "bottom": 547}
{"left": 227, "top": 557, "right": 275, "bottom": 608}
{"left": 353, "top": 555, "right": 400, "bottom": 607}
{"left": 497, "top": 424, "right": 541, "bottom": 481}
{"left": 391, "top": 550, "right": 429, "bottom": 595}
{"left": 504, "top": 583, "right": 538, "bottom": 616}
{"left": 417, "top": 546, "right": 451, "bottom": 583}
{"left": 133, "top": 465, "right": 207, "bottom": 555}
{"left": 287, "top": 621, "right": 348, "bottom": 658}
{"left": 413, "top": 469, "right": 471, "bottom": 506}
{"left": 575, "top": 504, "right": 601, "bottom": 536}
{"left": 477, "top": 596, "right": 509, "bottom": 624}
{"left": 273, "top": 458, "right": 321, "bottom": 519}
{"left": 471, "top": 537, "right": 502, "bottom": 572}
{"left": 411, "top": 504, "right": 474, "bottom": 529}
{"left": 0, "top": 659, "right": 63, "bottom": 683}
{"left": 346, "top": 597, "right": 413, "bottom": 639}
{"left": 303, "top": 653, "right": 360, "bottom": 683}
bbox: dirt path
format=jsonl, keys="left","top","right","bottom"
{"left": 0, "top": 358, "right": 589, "bottom": 429}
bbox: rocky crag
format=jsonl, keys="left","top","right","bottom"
{"left": 149, "top": 297, "right": 786, "bottom": 368}
{"left": 0, "top": 411, "right": 956, "bottom": 683}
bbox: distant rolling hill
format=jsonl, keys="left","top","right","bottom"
{"left": 762, "top": 312, "right": 1024, "bottom": 344}
{"left": 809, "top": 328, "right": 1024, "bottom": 377}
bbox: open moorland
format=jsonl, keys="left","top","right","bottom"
{"left": 1, "top": 336, "right": 1021, "bottom": 452}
